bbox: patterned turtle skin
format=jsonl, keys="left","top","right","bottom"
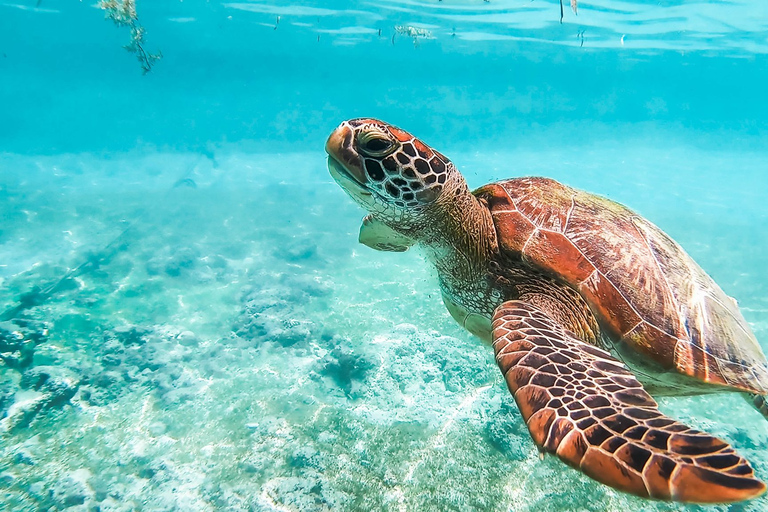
{"left": 325, "top": 118, "right": 768, "bottom": 503}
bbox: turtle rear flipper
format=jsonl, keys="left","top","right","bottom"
{"left": 493, "top": 300, "right": 766, "bottom": 503}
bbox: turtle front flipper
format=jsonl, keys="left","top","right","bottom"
{"left": 747, "top": 393, "right": 768, "bottom": 419}
{"left": 493, "top": 300, "right": 766, "bottom": 503}
{"left": 358, "top": 215, "right": 414, "bottom": 252}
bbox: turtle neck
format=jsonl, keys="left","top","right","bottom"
{"left": 412, "top": 177, "right": 501, "bottom": 318}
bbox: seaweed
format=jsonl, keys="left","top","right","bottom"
{"left": 99, "top": 0, "right": 162, "bottom": 74}
{"left": 560, "top": 0, "right": 579, "bottom": 23}
{"left": 394, "top": 25, "right": 433, "bottom": 48}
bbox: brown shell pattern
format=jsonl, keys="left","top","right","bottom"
{"left": 493, "top": 300, "right": 766, "bottom": 503}
{"left": 476, "top": 177, "right": 768, "bottom": 394}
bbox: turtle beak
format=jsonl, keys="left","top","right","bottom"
{"left": 325, "top": 122, "right": 367, "bottom": 186}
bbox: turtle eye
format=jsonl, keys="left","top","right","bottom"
{"left": 364, "top": 138, "right": 391, "bottom": 153}
{"left": 358, "top": 131, "right": 396, "bottom": 157}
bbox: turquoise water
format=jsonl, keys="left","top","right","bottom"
{"left": 1, "top": 1, "right": 767, "bottom": 511}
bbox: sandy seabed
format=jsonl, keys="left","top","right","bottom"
{"left": 0, "top": 142, "right": 767, "bottom": 511}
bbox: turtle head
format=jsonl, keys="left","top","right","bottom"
{"left": 325, "top": 118, "right": 462, "bottom": 217}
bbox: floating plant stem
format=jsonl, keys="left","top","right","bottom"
{"left": 99, "top": 0, "right": 162, "bottom": 74}
{"left": 394, "top": 25, "right": 433, "bottom": 48}
{"left": 560, "top": 0, "right": 579, "bottom": 23}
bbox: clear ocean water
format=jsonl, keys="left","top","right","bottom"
{"left": 1, "top": 1, "right": 767, "bottom": 511}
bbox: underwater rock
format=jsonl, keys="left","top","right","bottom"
{"left": 85, "top": 324, "right": 204, "bottom": 407}
{"left": 144, "top": 256, "right": 165, "bottom": 276}
{"left": 0, "top": 389, "right": 46, "bottom": 432}
{"left": 12, "top": 448, "right": 36, "bottom": 466}
{"left": 318, "top": 342, "right": 375, "bottom": 398}
{"left": 0, "top": 471, "right": 16, "bottom": 488}
{"left": 109, "top": 325, "right": 150, "bottom": 346}
{"left": 176, "top": 330, "right": 199, "bottom": 347}
{"left": 80, "top": 369, "right": 126, "bottom": 406}
{"left": 20, "top": 365, "right": 64, "bottom": 390}
{"left": 242, "top": 417, "right": 299, "bottom": 478}
{"left": 88, "top": 476, "right": 111, "bottom": 502}
{"left": 242, "top": 272, "right": 332, "bottom": 306}
{"left": 266, "top": 471, "right": 350, "bottom": 512}
{"left": 164, "top": 247, "right": 199, "bottom": 277}
{"left": 100, "top": 352, "right": 123, "bottom": 368}
{"left": 92, "top": 369, "right": 123, "bottom": 390}
{"left": 143, "top": 246, "right": 202, "bottom": 278}
{"left": 150, "top": 364, "right": 203, "bottom": 405}
{"left": 235, "top": 302, "right": 316, "bottom": 347}
{"left": 0, "top": 319, "right": 48, "bottom": 369}
{"left": 288, "top": 446, "right": 324, "bottom": 471}
{"left": 732, "top": 425, "right": 768, "bottom": 452}
{"left": 47, "top": 469, "right": 93, "bottom": 509}
{"left": 234, "top": 277, "right": 333, "bottom": 348}
{"left": 98, "top": 496, "right": 141, "bottom": 511}
{"left": 20, "top": 365, "right": 81, "bottom": 407}
{"left": 147, "top": 421, "right": 167, "bottom": 436}
{"left": 278, "top": 319, "right": 316, "bottom": 348}
{"left": 99, "top": 324, "right": 158, "bottom": 376}
{"left": 324, "top": 325, "right": 500, "bottom": 430}
{"left": 121, "top": 347, "right": 162, "bottom": 373}
{"left": 0, "top": 365, "right": 81, "bottom": 431}
{"left": 206, "top": 253, "right": 229, "bottom": 270}
{"left": 0, "top": 377, "right": 19, "bottom": 418}
{"left": 26, "top": 481, "right": 46, "bottom": 502}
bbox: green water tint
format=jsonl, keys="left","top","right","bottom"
{"left": 0, "top": 147, "right": 766, "bottom": 511}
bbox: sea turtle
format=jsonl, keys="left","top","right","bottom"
{"left": 325, "top": 118, "right": 768, "bottom": 504}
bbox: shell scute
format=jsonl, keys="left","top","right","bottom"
{"left": 566, "top": 200, "right": 684, "bottom": 338}
{"left": 623, "top": 321, "right": 679, "bottom": 368}
{"left": 493, "top": 211, "right": 536, "bottom": 253}
{"left": 524, "top": 229, "right": 596, "bottom": 284}
{"left": 580, "top": 269, "right": 643, "bottom": 338}
{"left": 501, "top": 177, "right": 573, "bottom": 232}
